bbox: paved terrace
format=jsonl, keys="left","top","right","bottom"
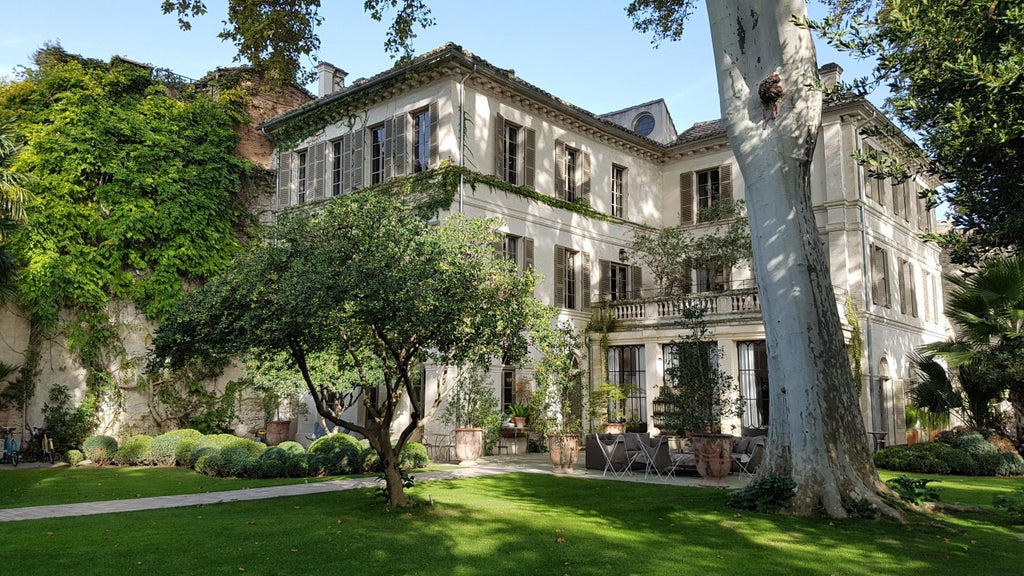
{"left": 0, "top": 453, "right": 750, "bottom": 522}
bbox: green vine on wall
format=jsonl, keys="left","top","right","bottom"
{"left": 844, "top": 294, "right": 864, "bottom": 393}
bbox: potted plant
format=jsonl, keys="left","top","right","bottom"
{"left": 507, "top": 403, "right": 530, "bottom": 428}
{"left": 656, "top": 305, "right": 743, "bottom": 487}
{"left": 588, "top": 382, "right": 627, "bottom": 434}
{"left": 530, "top": 320, "right": 586, "bottom": 473}
{"left": 441, "top": 367, "right": 500, "bottom": 465}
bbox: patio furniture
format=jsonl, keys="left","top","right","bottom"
{"left": 425, "top": 432, "right": 455, "bottom": 463}
{"left": 732, "top": 437, "right": 765, "bottom": 477}
{"left": 637, "top": 435, "right": 673, "bottom": 480}
{"left": 594, "top": 434, "right": 637, "bottom": 477}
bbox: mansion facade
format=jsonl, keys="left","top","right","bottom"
{"left": 262, "top": 44, "right": 947, "bottom": 446}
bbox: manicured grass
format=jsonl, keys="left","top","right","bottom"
{"left": 0, "top": 470, "right": 1021, "bottom": 576}
{"left": 0, "top": 465, "right": 320, "bottom": 509}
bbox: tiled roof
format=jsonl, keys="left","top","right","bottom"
{"left": 676, "top": 119, "right": 725, "bottom": 144}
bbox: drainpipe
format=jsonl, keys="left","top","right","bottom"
{"left": 457, "top": 65, "right": 477, "bottom": 213}
{"left": 856, "top": 122, "right": 876, "bottom": 433}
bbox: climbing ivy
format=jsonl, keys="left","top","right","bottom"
{"left": 0, "top": 45, "right": 259, "bottom": 411}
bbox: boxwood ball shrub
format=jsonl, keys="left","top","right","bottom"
{"left": 190, "top": 435, "right": 266, "bottom": 475}
{"left": 151, "top": 429, "right": 203, "bottom": 466}
{"left": 66, "top": 449, "right": 85, "bottom": 466}
{"left": 82, "top": 435, "right": 119, "bottom": 466}
{"left": 308, "top": 433, "right": 363, "bottom": 475}
{"left": 256, "top": 442, "right": 308, "bottom": 478}
{"left": 113, "top": 434, "right": 154, "bottom": 466}
{"left": 399, "top": 442, "right": 430, "bottom": 469}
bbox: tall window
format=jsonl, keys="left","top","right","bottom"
{"left": 296, "top": 150, "right": 308, "bottom": 203}
{"left": 502, "top": 235, "right": 519, "bottom": 263}
{"left": 696, "top": 264, "right": 729, "bottom": 292}
{"left": 899, "top": 259, "right": 918, "bottom": 317}
{"left": 611, "top": 165, "right": 626, "bottom": 218}
{"left": 370, "top": 124, "right": 386, "bottom": 184}
{"left": 871, "top": 244, "right": 890, "bottom": 307}
{"left": 496, "top": 115, "right": 535, "bottom": 188}
{"left": 697, "top": 168, "right": 720, "bottom": 217}
{"left": 565, "top": 250, "right": 577, "bottom": 309}
{"left": 501, "top": 234, "right": 534, "bottom": 273}
{"left": 331, "top": 140, "right": 342, "bottom": 196}
{"left": 608, "top": 345, "right": 646, "bottom": 428}
{"left": 737, "top": 341, "right": 769, "bottom": 429}
{"left": 610, "top": 263, "right": 630, "bottom": 301}
{"left": 412, "top": 108, "right": 431, "bottom": 173}
{"left": 504, "top": 123, "right": 519, "bottom": 184}
{"left": 564, "top": 146, "right": 579, "bottom": 201}
{"left": 501, "top": 369, "right": 516, "bottom": 412}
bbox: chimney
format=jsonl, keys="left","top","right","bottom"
{"left": 819, "top": 63, "right": 844, "bottom": 91}
{"left": 316, "top": 62, "right": 348, "bottom": 97}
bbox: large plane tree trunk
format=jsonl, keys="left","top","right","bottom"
{"left": 706, "top": 1, "right": 896, "bottom": 517}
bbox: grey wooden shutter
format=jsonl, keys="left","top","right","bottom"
{"left": 278, "top": 151, "right": 292, "bottom": 208}
{"left": 494, "top": 114, "right": 506, "bottom": 178}
{"left": 523, "top": 237, "right": 534, "bottom": 271}
{"left": 582, "top": 252, "right": 592, "bottom": 311}
{"left": 680, "top": 171, "right": 694, "bottom": 224}
{"left": 350, "top": 128, "right": 364, "bottom": 190}
{"left": 341, "top": 133, "right": 352, "bottom": 193}
{"left": 581, "top": 150, "right": 592, "bottom": 206}
{"left": 719, "top": 163, "right": 733, "bottom": 204}
{"left": 524, "top": 127, "right": 536, "bottom": 189}
{"left": 393, "top": 113, "right": 407, "bottom": 176}
{"left": 554, "top": 140, "right": 566, "bottom": 200}
{"left": 599, "top": 259, "right": 611, "bottom": 301}
{"left": 622, "top": 168, "right": 629, "bottom": 218}
{"left": 631, "top": 265, "right": 642, "bottom": 299}
{"left": 428, "top": 101, "right": 439, "bottom": 168}
{"left": 311, "top": 142, "right": 326, "bottom": 199}
{"left": 554, "top": 245, "right": 566, "bottom": 308}
{"left": 383, "top": 116, "right": 396, "bottom": 179}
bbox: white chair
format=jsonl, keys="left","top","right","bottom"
{"left": 595, "top": 434, "right": 637, "bottom": 477}
{"left": 637, "top": 435, "right": 670, "bottom": 480}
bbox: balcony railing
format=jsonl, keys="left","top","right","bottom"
{"left": 592, "top": 288, "right": 762, "bottom": 325}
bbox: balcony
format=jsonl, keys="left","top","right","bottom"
{"left": 592, "top": 288, "right": 762, "bottom": 328}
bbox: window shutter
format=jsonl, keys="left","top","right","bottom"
{"left": 428, "top": 101, "right": 439, "bottom": 168}
{"left": 311, "top": 142, "right": 326, "bottom": 199}
{"left": 523, "top": 237, "right": 534, "bottom": 271}
{"left": 554, "top": 245, "right": 566, "bottom": 309}
{"left": 350, "top": 128, "right": 364, "bottom": 190}
{"left": 393, "top": 113, "right": 407, "bottom": 176}
{"left": 599, "top": 259, "right": 611, "bottom": 301}
{"left": 383, "top": 116, "right": 396, "bottom": 179}
{"left": 278, "top": 151, "right": 292, "bottom": 208}
{"left": 581, "top": 151, "right": 592, "bottom": 206}
{"left": 341, "top": 133, "right": 352, "bottom": 193}
{"left": 554, "top": 140, "right": 566, "bottom": 200}
{"left": 631, "top": 265, "right": 642, "bottom": 299}
{"left": 524, "top": 127, "right": 536, "bottom": 189}
{"left": 582, "top": 252, "right": 592, "bottom": 311}
{"left": 719, "top": 163, "right": 733, "bottom": 204}
{"left": 622, "top": 168, "right": 629, "bottom": 218}
{"left": 680, "top": 171, "right": 694, "bottom": 224}
{"left": 494, "top": 114, "right": 505, "bottom": 178}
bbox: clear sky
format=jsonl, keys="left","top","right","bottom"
{"left": 1, "top": 1, "right": 874, "bottom": 133}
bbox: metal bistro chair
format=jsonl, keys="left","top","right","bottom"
{"left": 595, "top": 434, "right": 637, "bottom": 478}
{"left": 426, "top": 432, "right": 455, "bottom": 463}
{"left": 732, "top": 438, "right": 766, "bottom": 478}
{"left": 637, "top": 435, "right": 672, "bottom": 480}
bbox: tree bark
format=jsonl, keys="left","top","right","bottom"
{"left": 706, "top": 1, "right": 896, "bottom": 517}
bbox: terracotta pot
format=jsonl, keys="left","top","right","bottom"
{"left": 265, "top": 420, "right": 292, "bottom": 446}
{"left": 604, "top": 422, "right": 626, "bottom": 435}
{"left": 454, "top": 428, "right": 484, "bottom": 465}
{"left": 690, "top": 433, "right": 733, "bottom": 488}
{"left": 906, "top": 429, "right": 920, "bottom": 445}
{"left": 512, "top": 417, "right": 527, "bottom": 429}
{"left": 547, "top": 434, "right": 579, "bottom": 473}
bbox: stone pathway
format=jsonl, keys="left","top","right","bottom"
{"left": 0, "top": 454, "right": 748, "bottom": 522}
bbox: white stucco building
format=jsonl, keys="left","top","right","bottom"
{"left": 262, "top": 44, "right": 947, "bottom": 447}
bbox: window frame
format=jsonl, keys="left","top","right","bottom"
{"left": 611, "top": 164, "right": 626, "bottom": 218}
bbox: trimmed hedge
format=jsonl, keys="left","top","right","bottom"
{"left": 66, "top": 449, "right": 85, "bottom": 466}
{"left": 189, "top": 435, "right": 267, "bottom": 477}
{"left": 113, "top": 434, "right": 153, "bottom": 466}
{"left": 82, "top": 435, "right": 118, "bottom": 466}
{"left": 151, "top": 429, "right": 203, "bottom": 466}
{"left": 308, "top": 434, "right": 364, "bottom": 475}
{"left": 875, "top": 439, "right": 1022, "bottom": 476}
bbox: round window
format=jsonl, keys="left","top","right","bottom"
{"left": 633, "top": 112, "right": 655, "bottom": 136}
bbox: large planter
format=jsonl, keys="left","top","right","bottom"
{"left": 265, "top": 420, "right": 292, "bottom": 446}
{"left": 691, "top": 433, "right": 733, "bottom": 488}
{"left": 547, "top": 434, "right": 579, "bottom": 473}
{"left": 454, "top": 427, "right": 484, "bottom": 465}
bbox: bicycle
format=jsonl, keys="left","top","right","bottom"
{"left": 23, "top": 426, "right": 57, "bottom": 464}
{"left": 1, "top": 426, "right": 19, "bottom": 467}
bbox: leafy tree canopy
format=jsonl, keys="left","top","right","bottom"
{"left": 0, "top": 44, "right": 256, "bottom": 328}
{"left": 150, "top": 190, "right": 549, "bottom": 506}
{"left": 812, "top": 0, "right": 1024, "bottom": 263}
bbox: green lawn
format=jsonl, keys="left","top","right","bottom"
{"left": 0, "top": 468, "right": 1021, "bottom": 576}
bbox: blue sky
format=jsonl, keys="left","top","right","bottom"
{"left": 1, "top": 1, "right": 876, "bottom": 133}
